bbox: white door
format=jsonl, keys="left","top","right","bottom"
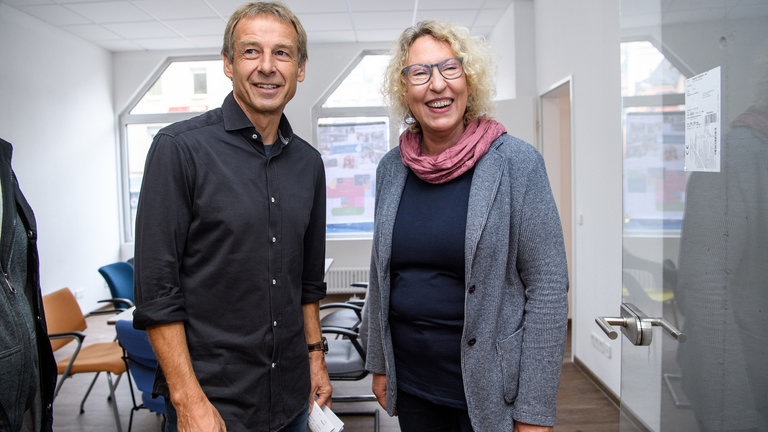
{"left": 598, "top": 1, "right": 768, "bottom": 430}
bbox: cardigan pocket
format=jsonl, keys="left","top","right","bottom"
{"left": 497, "top": 327, "right": 524, "bottom": 404}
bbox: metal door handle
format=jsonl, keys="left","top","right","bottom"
{"left": 595, "top": 316, "right": 625, "bottom": 340}
{"left": 596, "top": 303, "right": 686, "bottom": 346}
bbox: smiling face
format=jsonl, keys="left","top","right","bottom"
{"left": 223, "top": 14, "right": 305, "bottom": 127}
{"left": 405, "top": 35, "right": 468, "bottom": 148}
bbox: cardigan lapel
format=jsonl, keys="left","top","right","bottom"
{"left": 465, "top": 142, "right": 505, "bottom": 276}
{"left": 376, "top": 152, "right": 409, "bottom": 273}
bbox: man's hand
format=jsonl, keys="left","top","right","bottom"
{"left": 174, "top": 393, "right": 227, "bottom": 432}
{"left": 309, "top": 351, "right": 333, "bottom": 409}
{"left": 147, "top": 322, "right": 227, "bottom": 431}
{"left": 303, "top": 301, "right": 333, "bottom": 410}
{"left": 372, "top": 373, "right": 387, "bottom": 410}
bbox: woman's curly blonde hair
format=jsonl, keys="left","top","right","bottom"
{"left": 382, "top": 20, "right": 496, "bottom": 132}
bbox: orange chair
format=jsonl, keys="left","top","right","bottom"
{"left": 43, "top": 287, "right": 126, "bottom": 431}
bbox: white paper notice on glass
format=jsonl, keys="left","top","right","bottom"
{"left": 308, "top": 401, "right": 344, "bottom": 432}
{"left": 684, "top": 66, "right": 721, "bottom": 172}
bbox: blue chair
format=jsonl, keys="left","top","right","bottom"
{"left": 98, "top": 262, "right": 135, "bottom": 309}
{"left": 115, "top": 320, "right": 166, "bottom": 432}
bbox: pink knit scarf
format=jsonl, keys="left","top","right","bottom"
{"left": 399, "top": 118, "right": 507, "bottom": 184}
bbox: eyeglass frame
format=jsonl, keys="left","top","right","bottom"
{"left": 401, "top": 57, "right": 465, "bottom": 86}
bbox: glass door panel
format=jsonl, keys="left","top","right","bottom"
{"left": 617, "top": 1, "right": 768, "bottom": 430}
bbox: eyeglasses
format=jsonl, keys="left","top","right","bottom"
{"left": 401, "top": 57, "right": 464, "bottom": 86}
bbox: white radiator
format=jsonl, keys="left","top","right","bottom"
{"left": 325, "top": 267, "right": 369, "bottom": 295}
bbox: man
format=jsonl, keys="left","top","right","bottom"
{"left": 0, "top": 137, "right": 57, "bottom": 432}
{"left": 132, "top": 3, "right": 331, "bottom": 431}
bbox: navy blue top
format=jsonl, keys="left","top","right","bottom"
{"left": 389, "top": 168, "right": 473, "bottom": 409}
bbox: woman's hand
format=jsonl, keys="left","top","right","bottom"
{"left": 372, "top": 373, "right": 387, "bottom": 410}
{"left": 514, "top": 422, "right": 553, "bottom": 432}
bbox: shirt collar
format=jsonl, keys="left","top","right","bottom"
{"left": 221, "top": 91, "right": 293, "bottom": 145}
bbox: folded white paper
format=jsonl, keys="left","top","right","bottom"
{"left": 308, "top": 401, "right": 344, "bottom": 432}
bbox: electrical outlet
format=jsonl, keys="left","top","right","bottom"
{"left": 591, "top": 331, "right": 612, "bottom": 359}
{"left": 74, "top": 289, "right": 84, "bottom": 299}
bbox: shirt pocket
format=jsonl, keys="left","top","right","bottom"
{"left": 496, "top": 327, "right": 524, "bottom": 404}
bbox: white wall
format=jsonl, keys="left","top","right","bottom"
{"left": 0, "top": 4, "right": 120, "bottom": 312}
{"left": 492, "top": 0, "right": 537, "bottom": 100}
{"left": 529, "top": 0, "right": 624, "bottom": 395}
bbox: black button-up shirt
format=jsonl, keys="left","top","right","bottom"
{"left": 133, "top": 92, "right": 326, "bottom": 432}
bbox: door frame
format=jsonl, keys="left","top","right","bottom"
{"left": 539, "top": 76, "right": 576, "bottom": 356}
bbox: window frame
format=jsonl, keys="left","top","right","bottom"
{"left": 118, "top": 55, "right": 223, "bottom": 243}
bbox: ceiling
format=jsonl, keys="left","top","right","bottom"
{"left": 1, "top": 0, "right": 515, "bottom": 52}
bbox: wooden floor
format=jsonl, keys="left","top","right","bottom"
{"left": 51, "top": 314, "right": 619, "bottom": 432}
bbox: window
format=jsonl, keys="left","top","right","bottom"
{"left": 192, "top": 69, "right": 208, "bottom": 95}
{"left": 621, "top": 40, "right": 689, "bottom": 233}
{"left": 120, "top": 57, "right": 231, "bottom": 241}
{"left": 313, "top": 51, "right": 395, "bottom": 237}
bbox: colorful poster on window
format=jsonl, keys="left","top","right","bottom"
{"left": 624, "top": 111, "right": 687, "bottom": 231}
{"left": 318, "top": 119, "right": 389, "bottom": 234}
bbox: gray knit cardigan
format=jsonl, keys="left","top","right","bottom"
{"left": 361, "top": 133, "right": 569, "bottom": 430}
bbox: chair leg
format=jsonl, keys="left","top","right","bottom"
{"left": 105, "top": 372, "right": 124, "bottom": 432}
{"left": 79, "top": 372, "right": 102, "bottom": 413}
{"left": 53, "top": 373, "right": 69, "bottom": 399}
{"left": 79, "top": 372, "right": 125, "bottom": 414}
{"left": 127, "top": 408, "right": 136, "bottom": 432}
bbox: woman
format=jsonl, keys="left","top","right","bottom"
{"left": 360, "top": 20, "right": 569, "bottom": 432}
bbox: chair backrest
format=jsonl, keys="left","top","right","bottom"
{"left": 98, "top": 261, "right": 135, "bottom": 302}
{"left": 115, "top": 320, "right": 165, "bottom": 413}
{"left": 42, "top": 288, "right": 87, "bottom": 351}
{"left": 320, "top": 302, "right": 363, "bottom": 331}
{"left": 323, "top": 327, "right": 368, "bottom": 381}
{"left": 115, "top": 320, "right": 157, "bottom": 372}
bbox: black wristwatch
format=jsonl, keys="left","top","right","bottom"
{"left": 307, "top": 337, "right": 328, "bottom": 354}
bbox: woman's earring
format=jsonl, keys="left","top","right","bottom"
{"left": 405, "top": 117, "right": 416, "bottom": 125}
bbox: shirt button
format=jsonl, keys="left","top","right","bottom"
{"left": 271, "top": 236, "right": 277, "bottom": 243}
{"left": 271, "top": 362, "right": 277, "bottom": 368}
{"left": 468, "top": 338, "right": 477, "bottom": 346}
{"left": 273, "top": 321, "right": 278, "bottom": 327}
{"left": 252, "top": 133, "right": 259, "bottom": 140}
{"left": 272, "top": 279, "right": 277, "bottom": 285}
{"left": 271, "top": 196, "right": 276, "bottom": 203}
